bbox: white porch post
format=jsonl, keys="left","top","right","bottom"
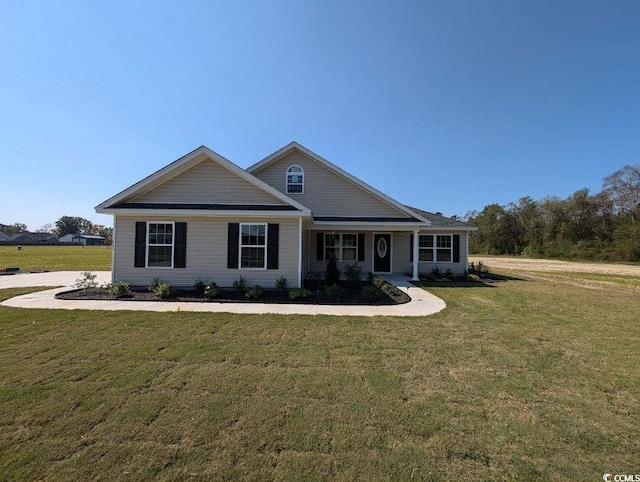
{"left": 412, "top": 229, "right": 419, "bottom": 281}
{"left": 297, "top": 217, "right": 303, "bottom": 288}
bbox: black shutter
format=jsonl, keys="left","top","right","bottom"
{"left": 267, "top": 223, "right": 279, "bottom": 269}
{"left": 227, "top": 223, "right": 239, "bottom": 269}
{"left": 174, "top": 222, "right": 187, "bottom": 268}
{"left": 134, "top": 222, "right": 146, "bottom": 268}
{"left": 316, "top": 233, "right": 324, "bottom": 261}
{"left": 453, "top": 234, "right": 460, "bottom": 263}
{"left": 357, "top": 233, "right": 365, "bottom": 262}
{"left": 409, "top": 233, "right": 414, "bottom": 262}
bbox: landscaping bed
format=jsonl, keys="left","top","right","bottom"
{"left": 55, "top": 279, "right": 410, "bottom": 305}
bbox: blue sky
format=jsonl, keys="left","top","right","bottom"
{"left": 2, "top": 0, "right": 639, "bottom": 230}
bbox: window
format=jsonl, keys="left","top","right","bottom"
{"left": 436, "top": 235, "right": 452, "bottom": 262}
{"left": 324, "top": 233, "right": 358, "bottom": 261}
{"left": 240, "top": 223, "right": 267, "bottom": 269}
{"left": 286, "top": 165, "right": 304, "bottom": 194}
{"left": 418, "top": 234, "right": 452, "bottom": 263}
{"left": 418, "top": 235, "right": 434, "bottom": 261}
{"left": 147, "top": 222, "right": 174, "bottom": 268}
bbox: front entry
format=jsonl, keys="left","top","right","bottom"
{"left": 373, "top": 233, "right": 391, "bottom": 273}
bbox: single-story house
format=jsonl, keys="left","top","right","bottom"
{"left": 0, "top": 231, "right": 11, "bottom": 242}
{"left": 96, "top": 142, "right": 476, "bottom": 287}
{"left": 59, "top": 234, "right": 106, "bottom": 246}
{"left": 8, "top": 232, "right": 58, "bottom": 244}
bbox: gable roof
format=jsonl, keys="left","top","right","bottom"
{"left": 247, "top": 142, "right": 431, "bottom": 225}
{"left": 406, "top": 206, "right": 477, "bottom": 230}
{"left": 95, "top": 146, "right": 311, "bottom": 215}
{"left": 0, "top": 231, "right": 10, "bottom": 241}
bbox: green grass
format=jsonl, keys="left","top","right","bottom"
{"left": 1, "top": 273, "right": 639, "bottom": 480}
{"left": 0, "top": 245, "right": 111, "bottom": 271}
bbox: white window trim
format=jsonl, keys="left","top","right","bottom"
{"left": 324, "top": 233, "right": 358, "bottom": 261}
{"left": 418, "top": 234, "right": 453, "bottom": 263}
{"left": 239, "top": 222, "right": 268, "bottom": 270}
{"left": 146, "top": 221, "right": 175, "bottom": 269}
{"left": 286, "top": 165, "right": 304, "bottom": 194}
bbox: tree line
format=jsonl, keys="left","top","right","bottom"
{"left": 0, "top": 216, "right": 113, "bottom": 244}
{"left": 465, "top": 165, "right": 640, "bottom": 262}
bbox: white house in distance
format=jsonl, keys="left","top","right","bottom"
{"left": 59, "top": 234, "right": 106, "bottom": 246}
{"left": 96, "top": 142, "right": 476, "bottom": 287}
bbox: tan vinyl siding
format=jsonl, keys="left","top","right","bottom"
{"left": 114, "top": 215, "right": 300, "bottom": 287}
{"left": 394, "top": 231, "right": 469, "bottom": 275}
{"left": 253, "top": 150, "right": 410, "bottom": 217}
{"left": 132, "top": 157, "right": 286, "bottom": 205}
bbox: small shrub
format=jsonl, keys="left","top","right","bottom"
{"left": 193, "top": 278, "right": 208, "bottom": 296}
{"left": 275, "top": 276, "right": 288, "bottom": 292}
{"left": 154, "top": 282, "right": 174, "bottom": 300}
{"left": 445, "top": 268, "right": 454, "bottom": 279}
{"left": 431, "top": 266, "right": 442, "bottom": 278}
{"left": 325, "top": 283, "right": 342, "bottom": 302}
{"left": 289, "top": 288, "right": 310, "bottom": 300}
{"left": 107, "top": 280, "right": 131, "bottom": 298}
{"left": 344, "top": 263, "right": 362, "bottom": 283}
{"left": 204, "top": 282, "right": 220, "bottom": 299}
{"left": 325, "top": 256, "right": 341, "bottom": 285}
{"left": 367, "top": 271, "right": 374, "bottom": 282}
{"left": 75, "top": 271, "right": 98, "bottom": 290}
{"left": 371, "top": 275, "right": 385, "bottom": 288}
{"left": 149, "top": 277, "right": 162, "bottom": 292}
{"left": 465, "top": 273, "right": 480, "bottom": 282}
{"left": 362, "top": 285, "right": 379, "bottom": 303}
{"left": 468, "top": 261, "right": 490, "bottom": 276}
{"left": 233, "top": 276, "right": 247, "bottom": 293}
{"left": 246, "top": 284, "right": 264, "bottom": 300}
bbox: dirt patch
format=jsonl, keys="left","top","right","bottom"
{"left": 471, "top": 256, "right": 640, "bottom": 276}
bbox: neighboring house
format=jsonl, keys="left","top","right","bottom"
{"left": 96, "top": 142, "right": 476, "bottom": 287}
{"left": 9, "top": 232, "right": 59, "bottom": 244}
{"left": 0, "top": 232, "right": 58, "bottom": 244}
{"left": 59, "top": 234, "right": 106, "bottom": 246}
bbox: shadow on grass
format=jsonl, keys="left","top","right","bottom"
{"left": 412, "top": 273, "right": 528, "bottom": 289}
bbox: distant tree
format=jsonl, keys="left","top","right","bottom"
{"left": 0, "top": 223, "right": 28, "bottom": 234}
{"left": 35, "top": 223, "right": 53, "bottom": 233}
{"left": 603, "top": 164, "right": 640, "bottom": 222}
{"left": 55, "top": 216, "right": 93, "bottom": 237}
{"left": 91, "top": 225, "right": 114, "bottom": 245}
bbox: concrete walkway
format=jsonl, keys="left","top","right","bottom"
{"left": 0, "top": 272, "right": 445, "bottom": 317}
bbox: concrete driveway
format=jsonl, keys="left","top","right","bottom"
{"left": 0, "top": 272, "right": 446, "bottom": 317}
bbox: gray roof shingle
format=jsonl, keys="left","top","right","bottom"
{"left": 406, "top": 206, "right": 474, "bottom": 228}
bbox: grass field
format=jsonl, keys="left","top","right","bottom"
{"left": 0, "top": 245, "right": 111, "bottom": 271}
{"left": 1, "top": 267, "right": 639, "bottom": 480}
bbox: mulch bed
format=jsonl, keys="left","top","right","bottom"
{"left": 55, "top": 281, "right": 410, "bottom": 306}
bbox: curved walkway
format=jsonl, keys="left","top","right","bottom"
{"left": 0, "top": 272, "right": 445, "bottom": 317}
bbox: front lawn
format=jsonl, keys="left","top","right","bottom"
{"left": 1, "top": 271, "right": 639, "bottom": 480}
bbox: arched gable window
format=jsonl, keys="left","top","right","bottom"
{"left": 286, "top": 165, "right": 304, "bottom": 194}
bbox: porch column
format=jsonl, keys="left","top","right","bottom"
{"left": 412, "top": 229, "right": 419, "bottom": 281}
{"left": 297, "top": 217, "right": 303, "bottom": 288}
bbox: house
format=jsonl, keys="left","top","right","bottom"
{"left": 0, "top": 231, "right": 10, "bottom": 242}
{"left": 96, "top": 142, "right": 476, "bottom": 287}
{"left": 59, "top": 234, "right": 106, "bottom": 246}
{"left": 7, "top": 232, "right": 58, "bottom": 244}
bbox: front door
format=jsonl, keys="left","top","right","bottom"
{"left": 373, "top": 233, "right": 391, "bottom": 273}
